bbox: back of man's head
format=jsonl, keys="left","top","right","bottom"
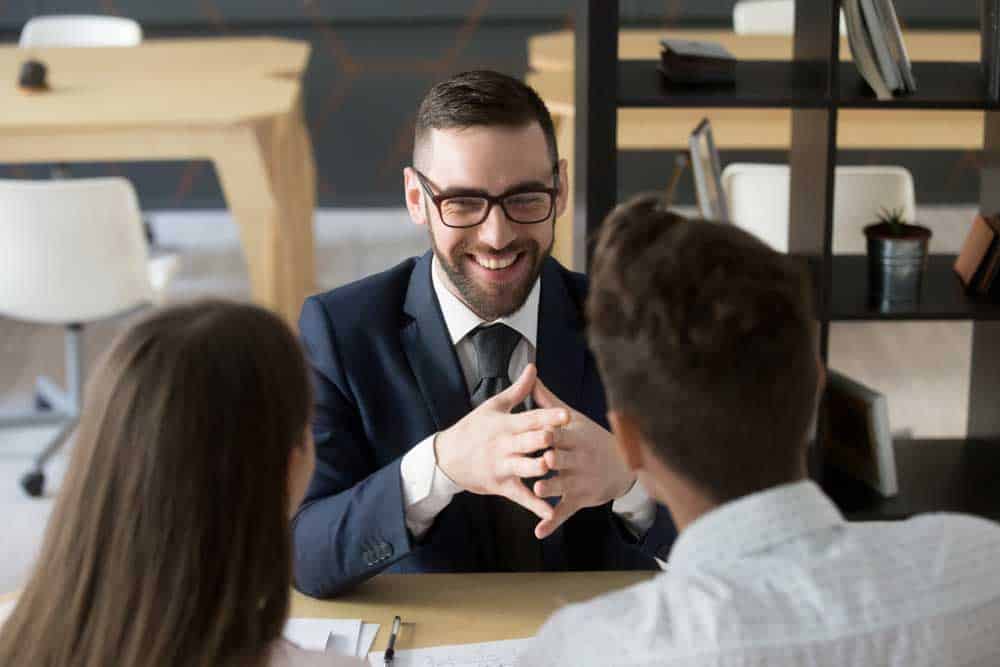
{"left": 413, "top": 70, "right": 558, "bottom": 170}
{"left": 587, "top": 194, "right": 820, "bottom": 504}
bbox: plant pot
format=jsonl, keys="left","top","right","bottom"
{"left": 863, "top": 222, "right": 932, "bottom": 307}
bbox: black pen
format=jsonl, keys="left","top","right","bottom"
{"left": 384, "top": 615, "right": 401, "bottom": 665}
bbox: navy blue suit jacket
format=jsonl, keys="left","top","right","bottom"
{"left": 293, "top": 252, "right": 676, "bottom": 598}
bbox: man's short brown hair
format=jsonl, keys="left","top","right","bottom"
{"left": 413, "top": 70, "right": 558, "bottom": 169}
{"left": 587, "top": 194, "right": 820, "bottom": 503}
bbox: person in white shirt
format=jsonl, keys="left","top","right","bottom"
{"left": 0, "top": 301, "right": 363, "bottom": 667}
{"left": 518, "top": 194, "right": 1000, "bottom": 667}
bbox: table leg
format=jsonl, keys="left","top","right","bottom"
{"left": 211, "top": 105, "right": 316, "bottom": 327}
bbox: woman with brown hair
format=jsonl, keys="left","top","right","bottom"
{"left": 0, "top": 301, "right": 363, "bottom": 667}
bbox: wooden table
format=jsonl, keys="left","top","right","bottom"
{"left": 3, "top": 572, "right": 653, "bottom": 653}
{"left": 526, "top": 29, "right": 982, "bottom": 269}
{"left": 0, "top": 37, "right": 315, "bottom": 324}
{"left": 292, "top": 571, "right": 653, "bottom": 651}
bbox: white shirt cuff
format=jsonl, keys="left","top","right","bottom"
{"left": 611, "top": 479, "right": 657, "bottom": 538}
{"left": 400, "top": 433, "right": 462, "bottom": 539}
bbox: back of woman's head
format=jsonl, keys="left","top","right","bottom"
{"left": 0, "top": 300, "right": 312, "bottom": 667}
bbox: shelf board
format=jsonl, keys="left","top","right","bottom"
{"left": 822, "top": 438, "right": 1000, "bottom": 522}
{"left": 828, "top": 254, "right": 1000, "bottom": 321}
{"left": 618, "top": 60, "right": 829, "bottom": 109}
{"left": 836, "top": 62, "right": 988, "bottom": 110}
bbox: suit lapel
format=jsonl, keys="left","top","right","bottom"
{"left": 401, "top": 252, "right": 471, "bottom": 431}
{"left": 535, "top": 258, "right": 586, "bottom": 412}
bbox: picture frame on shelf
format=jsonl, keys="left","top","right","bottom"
{"left": 823, "top": 369, "right": 898, "bottom": 498}
{"left": 689, "top": 118, "right": 729, "bottom": 223}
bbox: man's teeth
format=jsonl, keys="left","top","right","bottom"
{"left": 475, "top": 254, "right": 518, "bottom": 270}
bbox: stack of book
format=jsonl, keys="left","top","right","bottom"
{"left": 954, "top": 213, "right": 1000, "bottom": 297}
{"left": 843, "top": 0, "right": 917, "bottom": 100}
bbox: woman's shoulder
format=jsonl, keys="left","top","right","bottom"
{"left": 268, "top": 639, "right": 366, "bottom": 667}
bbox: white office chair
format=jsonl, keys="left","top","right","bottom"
{"left": 721, "top": 163, "right": 916, "bottom": 252}
{"left": 733, "top": 0, "right": 847, "bottom": 36}
{"left": 18, "top": 15, "right": 142, "bottom": 47}
{"left": 0, "top": 178, "right": 178, "bottom": 498}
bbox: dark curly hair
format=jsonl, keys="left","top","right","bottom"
{"left": 587, "top": 194, "right": 820, "bottom": 503}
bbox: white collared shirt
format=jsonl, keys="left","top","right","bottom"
{"left": 519, "top": 480, "right": 1000, "bottom": 666}
{"left": 399, "top": 256, "right": 655, "bottom": 540}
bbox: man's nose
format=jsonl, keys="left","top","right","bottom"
{"left": 477, "top": 202, "right": 517, "bottom": 250}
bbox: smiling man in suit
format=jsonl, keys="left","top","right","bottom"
{"left": 292, "top": 70, "right": 676, "bottom": 598}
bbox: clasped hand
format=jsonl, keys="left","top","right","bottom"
{"left": 434, "top": 363, "right": 635, "bottom": 538}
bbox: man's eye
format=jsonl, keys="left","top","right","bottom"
{"left": 444, "top": 198, "right": 485, "bottom": 211}
{"left": 506, "top": 193, "right": 548, "bottom": 206}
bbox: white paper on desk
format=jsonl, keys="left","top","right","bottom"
{"left": 358, "top": 622, "right": 380, "bottom": 657}
{"left": 283, "top": 618, "right": 361, "bottom": 655}
{"left": 368, "top": 637, "right": 534, "bottom": 666}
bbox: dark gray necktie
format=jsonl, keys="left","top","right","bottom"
{"left": 468, "top": 324, "right": 544, "bottom": 571}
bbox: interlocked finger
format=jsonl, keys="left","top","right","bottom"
{"left": 533, "top": 476, "right": 565, "bottom": 499}
{"left": 506, "top": 428, "right": 554, "bottom": 456}
{"left": 504, "top": 480, "right": 555, "bottom": 521}
{"left": 506, "top": 453, "right": 549, "bottom": 479}
{"left": 543, "top": 447, "right": 578, "bottom": 472}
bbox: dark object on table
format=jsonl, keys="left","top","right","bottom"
{"left": 18, "top": 59, "right": 49, "bottom": 91}
{"left": 864, "top": 207, "right": 932, "bottom": 308}
{"left": 659, "top": 39, "right": 736, "bottom": 85}
{"left": 954, "top": 213, "right": 1000, "bottom": 296}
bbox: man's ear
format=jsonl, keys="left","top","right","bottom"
{"left": 403, "top": 167, "right": 428, "bottom": 227}
{"left": 608, "top": 409, "right": 645, "bottom": 473}
{"left": 554, "top": 158, "right": 569, "bottom": 219}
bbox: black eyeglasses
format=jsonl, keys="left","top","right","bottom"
{"left": 413, "top": 167, "right": 559, "bottom": 228}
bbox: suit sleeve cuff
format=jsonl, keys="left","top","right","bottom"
{"left": 611, "top": 479, "right": 656, "bottom": 538}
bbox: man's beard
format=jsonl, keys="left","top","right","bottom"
{"left": 429, "top": 228, "right": 552, "bottom": 321}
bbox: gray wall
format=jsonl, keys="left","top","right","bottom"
{"left": 0, "top": 1, "right": 984, "bottom": 208}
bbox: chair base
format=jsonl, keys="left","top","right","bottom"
{"left": 0, "top": 324, "right": 83, "bottom": 498}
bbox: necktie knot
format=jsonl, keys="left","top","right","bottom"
{"left": 470, "top": 323, "right": 522, "bottom": 381}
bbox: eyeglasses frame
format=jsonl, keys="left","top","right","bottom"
{"left": 412, "top": 166, "right": 561, "bottom": 229}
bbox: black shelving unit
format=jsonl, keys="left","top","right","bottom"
{"left": 574, "top": 0, "right": 1000, "bottom": 522}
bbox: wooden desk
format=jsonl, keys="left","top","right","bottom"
{"left": 3, "top": 572, "right": 653, "bottom": 651}
{"left": 526, "top": 29, "right": 983, "bottom": 269}
{"left": 0, "top": 38, "right": 315, "bottom": 324}
{"left": 291, "top": 571, "right": 653, "bottom": 650}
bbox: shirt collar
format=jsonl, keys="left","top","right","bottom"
{"left": 431, "top": 255, "right": 540, "bottom": 348}
{"left": 668, "top": 480, "right": 845, "bottom": 572}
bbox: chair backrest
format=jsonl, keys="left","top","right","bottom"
{"left": 0, "top": 178, "right": 154, "bottom": 324}
{"left": 733, "top": 0, "right": 847, "bottom": 36}
{"left": 722, "top": 163, "right": 916, "bottom": 253}
{"left": 19, "top": 15, "right": 142, "bottom": 48}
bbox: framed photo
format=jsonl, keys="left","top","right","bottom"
{"left": 823, "top": 369, "right": 898, "bottom": 497}
{"left": 688, "top": 118, "right": 729, "bottom": 222}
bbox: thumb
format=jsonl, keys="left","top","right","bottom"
{"left": 492, "top": 363, "right": 537, "bottom": 413}
{"left": 532, "top": 374, "right": 565, "bottom": 409}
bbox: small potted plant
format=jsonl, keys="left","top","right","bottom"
{"left": 863, "top": 207, "right": 932, "bottom": 307}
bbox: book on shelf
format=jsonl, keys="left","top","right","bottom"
{"left": 954, "top": 213, "right": 1000, "bottom": 296}
{"left": 658, "top": 39, "right": 736, "bottom": 85}
{"left": 823, "top": 370, "right": 898, "bottom": 498}
{"left": 843, "top": 0, "right": 916, "bottom": 100}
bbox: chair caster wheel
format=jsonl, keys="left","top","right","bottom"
{"left": 21, "top": 470, "right": 45, "bottom": 498}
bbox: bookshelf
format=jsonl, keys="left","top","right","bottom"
{"left": 574, "top": 0, "right": 1000, "bottom": 522}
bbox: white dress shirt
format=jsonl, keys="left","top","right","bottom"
{"left": 399, "top": 256, "right": 656, "bottom": 540}
{"left": 519, "top": 480, "right": 1000, "bottom": 667}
